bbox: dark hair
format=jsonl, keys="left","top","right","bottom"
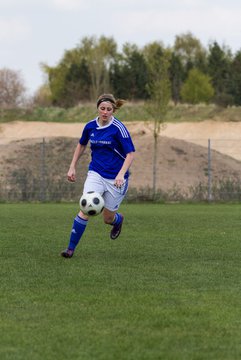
{"left": 97, "top": 94, "right": 125, "bottom": 111}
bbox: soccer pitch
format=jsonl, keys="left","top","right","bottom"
{"left": 1, "top": 203, "right": 241, "bottom": 359}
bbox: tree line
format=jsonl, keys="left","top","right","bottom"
{"left": 1, "top": 32, "right": 241, "bottom": 108}
{"left": 39, "top": 32, "right": 241, "bottom": 108}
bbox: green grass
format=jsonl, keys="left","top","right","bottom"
{"left": 1, "top": 203, "right": 241, "bottom": 359}
{"left": 1, "top": 103, "right": 241, "bottom": 123}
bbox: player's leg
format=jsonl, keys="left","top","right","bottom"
{"left": 61, "top": 210, "right": 88, "bottom": 258}
{"left": 61, "top": 171, "right": 104, "bottom": 258}
{"left": 103, "top": 208, "right": 124, "bottom": 240}
{"left": 102, "top": 178, "right": 128, "bottom": 239}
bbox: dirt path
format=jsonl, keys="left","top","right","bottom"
{"left": 1, "top": 120, "right": 241, "bottom": 160}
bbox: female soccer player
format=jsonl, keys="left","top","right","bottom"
{"left": 61, "top": 94, "right": 135, "bottom": 258}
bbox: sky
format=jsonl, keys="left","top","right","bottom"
{"left": 1, "top": 0, "right": 241, "bottom": 96}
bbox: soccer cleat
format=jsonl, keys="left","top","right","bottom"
{"left": 110, "top": 214, "right": 124, "bottom": 240}
{"left": 61, "top": 248, "right": 74, "bottom": 258}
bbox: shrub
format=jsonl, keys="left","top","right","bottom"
{"left": 181, "top": 68, "right": 214, "bottom": 104}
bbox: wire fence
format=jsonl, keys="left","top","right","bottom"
{"left": 1, "top": 136, "right": 241, "bottom": 202}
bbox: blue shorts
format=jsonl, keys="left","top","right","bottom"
{"left": 83, "top": 171, "right": 128, "bottom": 212}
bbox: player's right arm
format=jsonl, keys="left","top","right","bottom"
{"left": 67, "top": 143, "right": 86, "bottom": 182}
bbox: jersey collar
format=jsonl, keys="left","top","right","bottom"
{"left": 96, "top": 116, "right": 114, "bottom": 129}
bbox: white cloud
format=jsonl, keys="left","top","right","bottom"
{"left": 0, "top": 0, "right": 44, "bottom": 9}
{"left": 1, "top": 0, "right": 241, "bottom": 95}
{"left": 110, "top": 5, "right": 241, "bottom": 51}
{"left": 0, "top": 17, "right": 30, "bottom": 42}
{"left": 52, "top": 0, "right": 87, "bottom": 11}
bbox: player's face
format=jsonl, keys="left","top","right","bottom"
{"left": 98, "top": 101, "right": 114, "bottom": 125}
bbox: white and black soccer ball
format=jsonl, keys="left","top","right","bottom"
{"left": 79, "top": 191, "right": 105, "bottom": 216}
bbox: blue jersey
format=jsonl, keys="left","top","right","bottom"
{"left": 79, "top": 116, "right": 135, "bottom": 179}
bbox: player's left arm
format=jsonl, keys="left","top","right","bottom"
{"left": 114, "top": 152, "right": 135, "bottom": 188}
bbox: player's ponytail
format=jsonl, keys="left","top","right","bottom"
{"left": 115, "top": 99, "right": 126, "bottom": 110}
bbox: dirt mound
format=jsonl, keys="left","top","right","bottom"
{"left": 1, "top": 120, "right": 241, "bottom": 160}
{"left": 1, "top": 120, "right": 241, "bottom": 196}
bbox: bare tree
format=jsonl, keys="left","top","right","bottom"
{"left": 79, "top": 36, "right": 117, "bottom": 100}
{"left": 144, "top": 44, "right": 171, "bottom": 198}
{"left": 0, "top": 68, "right": 26, "bottom": 108}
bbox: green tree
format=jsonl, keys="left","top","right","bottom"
{"left": 169, "top": 52, "right": 185, "bottom": 104}
{"left": 180, "top": 68, "right": 214, "bottom": 104}
{"left": 110, "top": 43, "right": 148, "bottom": 100}
{"left": 207, "top": 41, "right": 233, "bottom": 105}
{"left": 42, "top": 36, "right": 117, "bottom": 106}
{"left": 174, "top": 32, "right": 207, "bottom": 75}
{"left": 64, "top": 58, "right": 91, "bottom": 102}
{"left": 41, "top": 49, "right": 91, "bottom": 107}
{"left": 228, "top": 50, "right": 241, "bottom": 105}
{"left": 33, "top": 83, "right": 52, "bottom": 107}
{"left": 79, "top": 36, "right": 117, "bottom": 100}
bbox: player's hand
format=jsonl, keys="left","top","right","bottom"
{"left": 114, "top": 177, "right": 124, "bottom": 188}
{"left": 67, "top": 168, "right": 76, "bottom": 182}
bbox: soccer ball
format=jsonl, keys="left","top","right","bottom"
{"left": 79, "top": 191, "right": 105, "bottom": 216}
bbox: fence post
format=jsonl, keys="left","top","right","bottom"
{"left": 40, "top": 137, "right": 46, "bottom": 202}
{"left": 208, "top": 138, "right": 212, "bottom": 202}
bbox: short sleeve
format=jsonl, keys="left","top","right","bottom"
{"left": 79, "top": 124, "right": 90, "bottom": 145}
{"left": 116, "top": 125, "right": 135, "bottom": 155}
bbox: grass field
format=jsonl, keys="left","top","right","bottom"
{"left": 1, "top": 203, "right": 241, "bottom": 359}
{"left": 1, "top": 103, "right": 241, "bottom": 123}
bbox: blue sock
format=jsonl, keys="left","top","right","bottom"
{"left": 111, "top": 213, "right": 122, "bottom": 226}
{"left": 68, "top": 215, "right": 88, "bottom": 251}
